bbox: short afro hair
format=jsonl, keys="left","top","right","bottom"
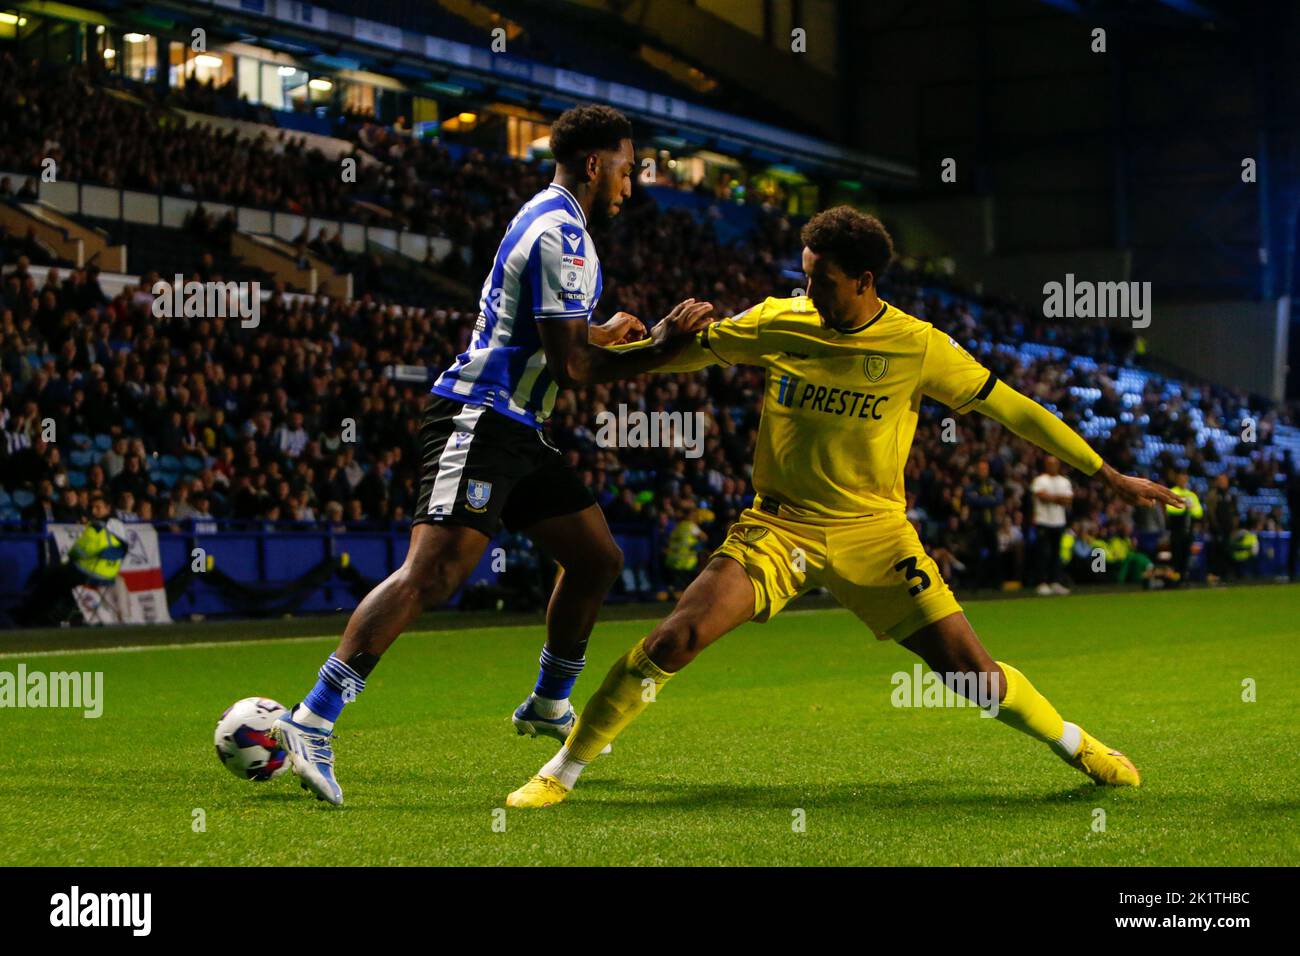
{"left": 801, "top": 206, "right": 894, "bottom": 282}
{"left": 549, "top": 104, "right": 633, "bottom": 168}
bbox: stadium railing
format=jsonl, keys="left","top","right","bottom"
{"left": 0, "top": 169, "right": 453, "bottom": 270}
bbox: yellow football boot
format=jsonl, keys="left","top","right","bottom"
{"left": 506, "top": 774, "right": 571, "bottom": 808}
{"left": 1067, "top": 729, "right": 1141, "bottom": 787}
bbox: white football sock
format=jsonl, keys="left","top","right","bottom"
{"left": 293, "top": 703, "right": 334, "bottom": 731}
{"left": 541, "top": 745, "right": 589, "bottom": 790}
{"left": 1053, "top": 720, "right": 1083, "bottom": 758}
{"left": 530, "top": 694, "right": 569, "bottom": 719}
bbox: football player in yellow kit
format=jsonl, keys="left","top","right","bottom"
{"left": 507, "top": 206, "right": 1184, "bottom": 807}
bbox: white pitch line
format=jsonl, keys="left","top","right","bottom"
{"left": 2, "top": 586, "right": 1274, "bottom": 661}
{"left": 0, "top": 606, "right": 857, "bottom": 660}
{"left": 0, "top": 619, "right": 577, "bottom": 660}
{"left": 0, "top": 633, "right": 339, "bottom": 660}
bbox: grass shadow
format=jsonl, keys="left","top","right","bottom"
{"left": 570, "top": 778, "right": 1105, "bottom": 812}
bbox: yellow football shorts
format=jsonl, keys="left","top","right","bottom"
{"left": 710, "top": 503, "right": 962, "bottom": 642}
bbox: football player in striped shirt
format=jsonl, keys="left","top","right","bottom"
{"left": 272, "top": 105, "right": 712, "bottom": 804}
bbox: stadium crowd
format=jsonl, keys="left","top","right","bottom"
{"left": 4, "top": 234, "right": 1297, "bottom": 596}
{"left": 0, "top": 54, "right": 791, "bottom": 286}
{"left": 3, "top": 53, "right": 1299, "bottom": 597}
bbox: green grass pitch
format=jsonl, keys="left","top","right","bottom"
{"left": 1, "top": 585, "right": 1296, "bottom": 866}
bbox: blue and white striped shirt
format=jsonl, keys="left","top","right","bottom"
{"left": 432, "top": 183, "right": 602, "bottom": 428}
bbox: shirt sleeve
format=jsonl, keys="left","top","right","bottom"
{"left": 919, "top": 326, "right": 997, "bottom": 413}
{"left": 696, "top": 300, "right": 772, "bottom": 367}
{"left": 599, "top": 334, "right": 715, "bottom": 372}
{"left": 530, "top": 225, "right": 596, "bottom": 320}
{"left": 978, "top": 380, "right": 1104, "bottom": 476}
{"left": 597, "top": 300, "right": 773, "bottom": 372}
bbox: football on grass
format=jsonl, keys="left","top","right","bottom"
{"left": 214, "top": 697, "right": 290, "bottom": 781}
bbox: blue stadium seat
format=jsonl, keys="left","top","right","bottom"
{"left": 70, "top": 432, "right": 92, "bottom": 449}
{"left": 11, "top": 489, "right": 36, "bottom": 508}
{"left": 94, "top": 434, "right": 113, "bottom": 451}
{"left": 69, "top": 449, "right": 95, "bottom": 469}
{"left": 67, "top": 471, "right": 86, "bottom": 489}
{"left": 0, "top": 489, "right": 11, "bottom": 506}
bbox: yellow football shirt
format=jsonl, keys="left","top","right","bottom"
{"left": 652, "top": 296, "right": 997, "bottom": 519}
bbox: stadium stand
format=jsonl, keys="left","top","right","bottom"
{"left": 1, "top": 51, "right": 1297, "bottom": 623}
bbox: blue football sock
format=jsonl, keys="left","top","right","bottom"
{"left": 533, "top": 646, "right": 585, "bottom": 701}
{"left": 301, "top": 655, "right": 367, "bottom": 724}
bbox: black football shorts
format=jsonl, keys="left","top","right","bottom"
{"left": 411, "top": 395, "right": 595, "bottom": 537}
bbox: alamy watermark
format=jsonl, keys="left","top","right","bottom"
{"left": 890, "top": 664, "right": 999, "bottom": 716}
{"left": 0, "top": 664, "right": 104, "bottom": 718}
{"left": 151, "top": 274, "right": 260, "bottom": 327}
{"left": 49, "top": 886, "right": 150, "bottom": 936}
{"left": 595, "top": 404, "right": 707, "bottom": 459}
{"left": 1042, "top": 274, "right": 1150, "bottom": 329}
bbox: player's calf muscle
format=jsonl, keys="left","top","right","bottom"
{"left": 336, "top": 576, "right": 423, "bottom": 658}
{"left": 901, "top": 613, "right": 1006, "bottom": 702}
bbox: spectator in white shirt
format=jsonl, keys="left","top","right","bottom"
{"left": 102, "top": 436, "right": 128, "bottom": 480}
{"left": 1032, "top": 455, "right": 1074, "bottom": 595}
{"left": 274, "top": 411, "right": 309, "bottom": 459}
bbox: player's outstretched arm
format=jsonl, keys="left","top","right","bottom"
{"left": 597, "top": 315, "right": 731, "bottom": 374}
{"left": 600, "top": 298, "right": 775, "bottom": 373}
{"left": 977, "top": 380, "right": 1185, "bottom": 508}
{"left": 539, "top": 298, "right": 714, "bottom": 386}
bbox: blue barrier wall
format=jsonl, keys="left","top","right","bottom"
{"left": 0, "top": 524, "right": 1290, "bottom": 621}
{"left": 0, "top": 522, "right": 667, "bottom": 619}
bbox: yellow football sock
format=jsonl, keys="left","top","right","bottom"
{"left": 565, "top": 638, "right": 674, "bottom": 762}
{"left": 993, "top": 661, "right": 1079, "bottom": 757}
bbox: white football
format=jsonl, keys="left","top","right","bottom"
{"left": 214, "top": 696, "right": 290, "bottom": 781}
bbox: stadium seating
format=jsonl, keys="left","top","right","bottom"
{"left": 1, "top": 52, "right": 1296, "bottom": 609}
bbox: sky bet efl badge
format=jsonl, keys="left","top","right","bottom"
{"left": 864, "top": 354, "right": 888, "bottom": 382}
{"left": 465, "top": 479, "right": 493, "bottom": 513}
{"left": 561, "top": 254, "right": 584, "bottom": 291}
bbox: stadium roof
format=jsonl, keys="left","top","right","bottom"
{"left": 69, "top": 0, "right": 915, "bottom": 185}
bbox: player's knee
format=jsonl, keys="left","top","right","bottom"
{"left": 399, "top": 558, "right": 461, "bottom": 610}
{"left": 644, "top": 613, "right": 702, "bottom": 669}
{"left": 596, "top": 542, "right": 624, "bottom": 586}
{"left": 566, "top": 539, "right": 622, "bottom": 590}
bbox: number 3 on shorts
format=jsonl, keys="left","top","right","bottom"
{"left": 893, "top": 556, "right": 932, "bottom": 596}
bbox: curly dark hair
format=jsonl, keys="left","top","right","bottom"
{"left": 549, "top": 104, "right": 633, "bottom": 168}
{"left": 800, "top": 206, "right": 894, "bottom": 281}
